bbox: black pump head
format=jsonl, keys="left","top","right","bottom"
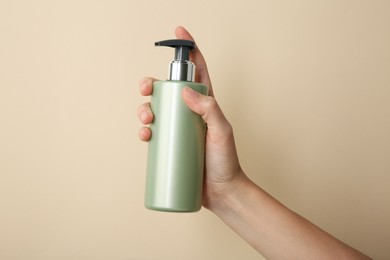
{"left": 155, "top": 39, "right": 195, "bottom": 61}
{"left": 155, "top": 39, "right": 196, "bottom": 82}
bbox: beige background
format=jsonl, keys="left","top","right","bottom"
{"left": 0, "top": 0, "right": 389, "bottom": 259}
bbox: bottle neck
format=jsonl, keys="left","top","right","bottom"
{"left": 168, "top": 60, "right": 195, "bottom": 82}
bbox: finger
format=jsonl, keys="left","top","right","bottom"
{"left": 137, "top": 102, "right": 154, "bottom": 124}
{"left": 182, "top": 87, "right": 229, "bottom": 132}
{"left": 175, "top": 26, "right": 214, "bottom": 97}
{"left": 139, "top": 77, "right": 157, "bottom": 96}
{"left": 138, "top": 126, "right": 152, "bottom": 142}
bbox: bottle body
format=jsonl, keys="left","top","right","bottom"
{"left": 145, "top": 80, "right": 208, "bottom": 212}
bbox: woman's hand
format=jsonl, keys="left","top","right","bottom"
{"left": 137, "top": 26, "right": 246, "bottom": 210}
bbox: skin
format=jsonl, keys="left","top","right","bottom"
{"left": 137, "top": 26, "right": 371, "bottom": 259}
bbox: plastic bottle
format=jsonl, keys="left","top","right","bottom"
{"left": 145, "top": 39, "right": 208, "bottom": 212}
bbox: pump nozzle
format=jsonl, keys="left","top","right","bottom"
{"left": 155, "top": 39, "right": 195, "bottom": 61}
{"left": 155, "top": 39, "right": 196, "bottom": 82}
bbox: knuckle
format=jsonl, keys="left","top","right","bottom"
{"left": 139, "top": 77, "right": 152, "bottom": 86}
{"left": 139, "top": 77, "right": 156, "bottom": 95}
{"left": 204, "top": 96, "right": 218, "bottom": 111}
{"left": 137, "top": 102, "right": 152, "bottom": 121}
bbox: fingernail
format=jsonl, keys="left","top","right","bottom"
{"left": 140, "top": 83, "right": 147, "bottom": 93}
{"left": 141, "top": 111, "right": 149, "bottom": 122}
{"left": 139, "top": 127, "right": 150, "bottom": 141}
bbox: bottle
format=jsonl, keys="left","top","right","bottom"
{"left": 145, "top": 39, "right": 208, "bottom": 212}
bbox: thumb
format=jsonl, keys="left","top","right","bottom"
{"left": 182, "top": 87, "right": 229, "bottom": 131}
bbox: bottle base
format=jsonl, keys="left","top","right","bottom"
{"left": 145, "top": 204, "right": 201, "bottom": 213}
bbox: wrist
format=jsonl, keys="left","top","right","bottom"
{"left": 204, "top": 169, "right": 252, "bottom": 214}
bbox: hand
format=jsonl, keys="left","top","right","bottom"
{"left": 137, "top": 26, "right": 246, "bottom": 210}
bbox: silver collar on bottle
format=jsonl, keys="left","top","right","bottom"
{"left": 168, "top": 60, "right": 195, "bottom": 82}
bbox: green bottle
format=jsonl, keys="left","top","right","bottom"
{"left": 145, "top": 39, "right": 208, "bottom": 212}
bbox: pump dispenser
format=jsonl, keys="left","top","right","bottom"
{"left": 145, "top": 39, "right": 208, "bottom": 212}
{"left": 155, "top": 39, "right": 195, "bottom": 81}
